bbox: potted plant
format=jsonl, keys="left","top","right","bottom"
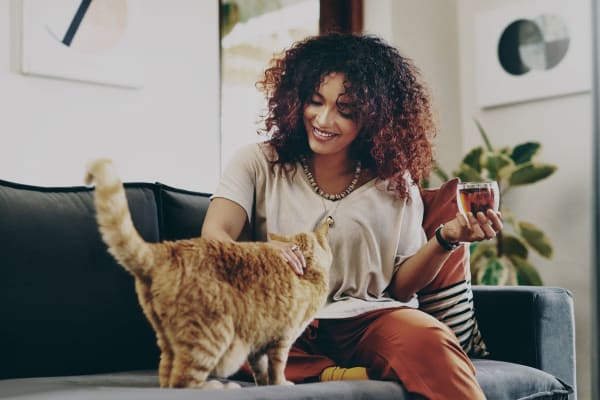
{"left": 432, "top": 120, "right": 557, "bottom": 285}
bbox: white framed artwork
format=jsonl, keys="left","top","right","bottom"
{"left": 21, "top": 0, "right": 143, "bottom": 88}
{"left": 475, "top": 0, "right": 591, "bottom": 108}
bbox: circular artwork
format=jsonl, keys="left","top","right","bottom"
{"left": 497, "top": 14, "right": 570, "bottom": 76}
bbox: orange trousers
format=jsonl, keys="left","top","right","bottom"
{"left": 283, "top": 307, "right": 485, "bottom": 400}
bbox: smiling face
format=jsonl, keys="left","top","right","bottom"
{"left": 303, "top": 73, "right": 362, "bottom": 159}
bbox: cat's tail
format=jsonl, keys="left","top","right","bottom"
{"left": 85, "top": 159, "right": 154, "bottom": 278}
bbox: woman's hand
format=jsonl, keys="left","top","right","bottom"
{"left": 441, "top": 209, "right": 503, "bottom": 243}
{"left": 269, "top": 240, "right": 306, "bottom": 275}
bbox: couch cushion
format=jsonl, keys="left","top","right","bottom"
{"left": 472, "top": 286, "right": 576, "bottom": 395}
{"left": 0, "top": 371, "right": 407, "bottom": 400}
{"left": 419, "top": 178, "right": 488, "bottom": 356}
{"left": 0, "top": 180, "right": 160, "bottom": 379}
{"left": 157, "top": 184, "right": 211, "bottom": 241}
{"left": 474, "top": 359, "right": 572, "bottom": 400}
{"left": 0, "top": 360, "right": 573, "bottom": 400}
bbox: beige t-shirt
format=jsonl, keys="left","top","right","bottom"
{"left": 212, "top": 142, "right": 427, "bottom": 319}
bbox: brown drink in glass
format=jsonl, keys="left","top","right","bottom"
{"left": 457, "top": 181, "right": 500, "bottom": 216}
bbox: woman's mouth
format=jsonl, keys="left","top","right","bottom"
{"left": 313, "top": 127, "right": 338, "bottom": 140}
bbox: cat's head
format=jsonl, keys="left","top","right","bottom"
{"left": 268, "top": 220, "right": 332, "bottom": 272}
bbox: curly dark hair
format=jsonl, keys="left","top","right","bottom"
{"left": 256, "top": 32, "right": 437, "bottom": 199}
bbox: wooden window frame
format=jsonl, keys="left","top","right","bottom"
{"left": 319, "top": 0, "right": 363, "bottom": 34}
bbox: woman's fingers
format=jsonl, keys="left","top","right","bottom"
{"left": 271, "top": 241, "right": 305, "bottom": 275}
{"left": 291, "top": 244, "right": 307, "bottom": 270}
{"left": 285, "top": 251, "right": 304, "bottom": 275}
{"left": 288, "top": 244, "right": 305, "bottom": 275}
{"left": 476, "top": 211, "right": 497, "bottom": 239}
{"left": 486, "top": 209, "right": 504, "bottom": 231}
{"left": 451, "top": 210, "right": 503, "bottom": 243}
{"left": 466, "top": 212, "right": 486, "bottom": 240}
{"left": 456, "top": 212, "right": 469, "bottom": 228}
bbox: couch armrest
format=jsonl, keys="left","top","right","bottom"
{"left": 472, "top": 286, "right": 575, "bottom": 394}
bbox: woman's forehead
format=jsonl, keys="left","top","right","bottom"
{"left": 315, "top": 73, "right": 357, "bottom": 99}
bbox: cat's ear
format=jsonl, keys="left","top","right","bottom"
{"left": 268, "top": 232, "right": 287, "bottom": 242}
{"left": 314, "top": 220, "right": 330, "bottom": 246}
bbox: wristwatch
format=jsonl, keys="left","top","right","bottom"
{"left": 435, "top": 224, "right": 460, "bottom": 251}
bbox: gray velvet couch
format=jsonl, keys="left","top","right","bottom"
{"left": 0, "top": 179, "right": 576, "bottom": 400}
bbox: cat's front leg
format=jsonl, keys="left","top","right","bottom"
{"left": 267, "top": 339, "right": 294, "bottom": 385}
{"left": 248, "top": 352, "right": 269, "bottom": 386}
{"left": 158, "top": 344, "right": 174, "bottom": 388}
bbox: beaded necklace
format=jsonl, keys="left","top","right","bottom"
{"left": 299, "top": 155, "right": 362, "bottom": 201}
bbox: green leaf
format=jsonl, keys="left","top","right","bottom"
{"left": 474, "top": 119, "right": 494, "bottom": 151}
{"left": 220, "top": 2, "right": 240, "bottom": 38}
{"left": 479, "top": 257, "right": 508, "bottom": 285}
{"left": 498, "top": 256, "right": 518, "bottom": 285}
{"left": 469, "top": 242, "right": 478, "bottom": 256}
{"left": 482, "top": 152, "right": 514, "bottom": 180}
{"left": 518, "top": 221, "right": 553, "bottom": 258}
{"left": 511, "top": 142, "right": 541, "bottom": 164}
{"left": 499, "top": 146, "right": 512, "bottom": 155}
{"left": 454, "top": 163, "right": 483, "bottom": 182}
{"left": 501, "top": 234, "right": 528, "bottom": 259}
{"left": 470, "top": 242, "right": 496, "bottom": 265}
{"left": 462, "top": 147, "right": 483, "bottom": 172}
{"left": 497, "top": 163, "right": 515, "bottom": 181}
{"left": 508, "top": 162, "right": 557, "bottom": 186}
{"left": 510, "top": 256, "right": 544, "bottom": 285}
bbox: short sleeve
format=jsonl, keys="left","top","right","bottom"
{"left": 394, "top": 183, "right": 427, "bottom": 267}
{"left": 211, "top": 144, "right": 260, "bottom": 223}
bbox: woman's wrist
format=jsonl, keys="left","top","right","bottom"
{"left": 434, "top": 224, "right": 460, "bottom": 252}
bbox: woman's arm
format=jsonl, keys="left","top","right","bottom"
{"left": 390, "top": 209, "right": 502, "bottom": 302}
{"left": 200, "top": 197, "right": 306, "bottom": 274}
{"left": 200, "top": 197, "right": 248, "bottom": 242}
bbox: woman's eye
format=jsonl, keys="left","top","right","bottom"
{"left": 338, "top": 109, "right": 354, "bottom": 119}
{"left": 309, "top": 98, "right": 322, "bottom": 105}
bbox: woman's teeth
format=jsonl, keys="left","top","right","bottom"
{"left": 314, "top": 127, "right": 336, "bottom": 138}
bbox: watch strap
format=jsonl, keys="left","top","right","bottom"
{"left": 435, "top": 224, "right": 460, "bottom": 251}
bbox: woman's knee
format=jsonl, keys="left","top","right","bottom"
{"left": 359, "top": 309, "right": 466, "bottom": 365}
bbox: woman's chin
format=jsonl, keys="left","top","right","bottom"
{"left": 307, "top": 138, "right": 333, "bottom": 155}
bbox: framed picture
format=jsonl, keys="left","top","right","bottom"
{"left": 21, "top": 0, "right": 143, "bottom": 88}
{"left": 475, "top": 0, "right": 591, "bottom": 108}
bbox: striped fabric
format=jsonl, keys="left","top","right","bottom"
{"left": 418, "top": 280, "right": 489, "bottom": 357}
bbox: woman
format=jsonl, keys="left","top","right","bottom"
{"left": 201, "top": 32, "right": 501, "bottom": 400}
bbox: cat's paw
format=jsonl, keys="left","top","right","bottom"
{"left": 223, "top": 381, "right": 242, "bottom": 389}
{"left": 253, "top": 375, "right": 269, "bottom": 386}
{"left": 199, "top": 380, "right": 225, "bottom": 390}
{"left": 275, "top": 380, "right": 294, "bottom": 386}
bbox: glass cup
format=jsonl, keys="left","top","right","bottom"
{"left": 457, "top": 181, "right": 500, "bottom": 217}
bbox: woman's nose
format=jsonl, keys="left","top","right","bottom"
{"left": 316, "top": 108, "right": 333, "bottom": 126}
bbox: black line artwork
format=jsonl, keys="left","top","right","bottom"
{"left": 62, "top": 0, "right": 93, "bottom": 46}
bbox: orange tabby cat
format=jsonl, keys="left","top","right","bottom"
{"left": 85, "top": 159, "right": 332, "bottom": 389}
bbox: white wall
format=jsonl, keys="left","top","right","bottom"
{"left": 364, "top": 0, "right": 463, "bottom": 180}
{"left": 368, "top": 1, "right": 592, "bottom": 398}
{"left": 458, "top": 1, "right": 592, "bottom": 399}
{"left": 0, "top": 0, "right": 220, "bottom": 192}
